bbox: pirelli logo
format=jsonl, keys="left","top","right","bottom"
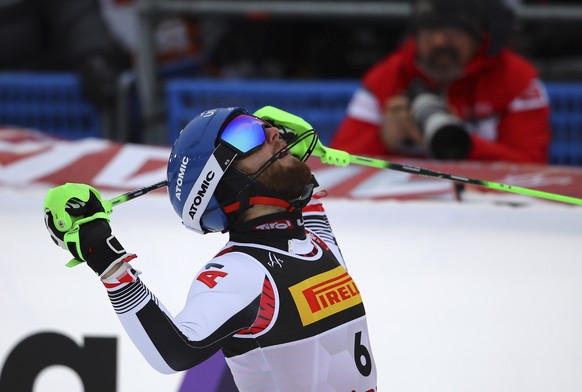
{"left": 289, "top": 266, "right": 362, "bottom": 326}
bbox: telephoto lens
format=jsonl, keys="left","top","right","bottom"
{"left": 407, "top": 79, "right": 472, "bottom": 160}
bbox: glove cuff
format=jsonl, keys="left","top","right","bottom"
{"left": 86, "top": 232, "right": 135, "bottom": 276}
{"left": 64, "top": 219, "right": 135, "bottom": 276}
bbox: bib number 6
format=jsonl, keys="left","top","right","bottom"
{"left": 354, "top": 331, "right": 372, "bottom": 376}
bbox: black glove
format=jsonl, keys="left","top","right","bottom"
{"left": 44, "top": 183, "right": 134, "bottom": 277}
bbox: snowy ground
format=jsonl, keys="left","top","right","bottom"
{"left": 2, "top": 185, "right": 582, "bottom": 392}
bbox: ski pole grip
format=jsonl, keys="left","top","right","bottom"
{"left": 316, "top": 146, "right": 351, "bottom": 167}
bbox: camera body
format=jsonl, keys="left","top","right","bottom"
{"left": 408, "top": 81, "right": 472, "bottom": 160}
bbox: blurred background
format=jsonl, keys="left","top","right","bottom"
{"left": 0, "top": 0, "right": 581, "bottom": 159}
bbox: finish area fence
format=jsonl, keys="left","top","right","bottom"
{"left": 1, "top": 73, "right": 581, "bottom": 166}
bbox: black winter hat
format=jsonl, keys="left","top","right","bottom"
{"left": 411, "top": 0, "right": 485, "bottom": 39}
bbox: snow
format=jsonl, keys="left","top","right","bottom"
{"left": 2, "top": 185, "right": 582, "bottom": 391}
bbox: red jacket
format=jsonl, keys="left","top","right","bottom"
{"left": 330, "top": 37, "right": 551, "bottom": 163}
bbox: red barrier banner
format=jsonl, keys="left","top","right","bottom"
{"left": 2, "top": 128, "right": 582, "bottom": 203}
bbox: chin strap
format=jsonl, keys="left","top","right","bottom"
{"left": 222, "top": 176, "right": 318, "bottom": 216}
{"left": 223, "top": 196, "right": 293, "bottom": 214}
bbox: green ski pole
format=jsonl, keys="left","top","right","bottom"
{"left": 100, "top": 144, "right": 582, "bottom": 210}
{"left": 313, "top": 145, "right": 582, "bottom": 206}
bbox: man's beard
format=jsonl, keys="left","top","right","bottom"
{"left": 255, "top": 157, "right": 313, "bottom": 200}
{"left": 423, "top": 46, "right": 463, "bottom": 82}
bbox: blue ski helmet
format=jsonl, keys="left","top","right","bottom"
{"left": 167, "top": 107, "right": 248, "bottom": 234}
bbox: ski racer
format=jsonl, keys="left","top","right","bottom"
{"left": 43, "top": 106, "right": 378, "bottom": 391}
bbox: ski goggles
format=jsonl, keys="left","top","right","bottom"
{"left": 180, "top": 113, "right": 271, "bottom": 234}
{"left": 218, "top": 114, "right": 270, "bottom": 157}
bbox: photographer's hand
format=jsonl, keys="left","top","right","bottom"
{"left": 381, "top": 95, "right": 424, "bottom": 152}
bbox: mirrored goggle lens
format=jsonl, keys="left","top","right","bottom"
{"left": 219, "top": 114, "right": 267, "bottom": 155}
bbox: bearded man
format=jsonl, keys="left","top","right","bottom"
{"left": 43, "top": 106, "right": 378, "bottom": 391}
{"left": 331, "top": 0, "right": 551, "bottom": 163}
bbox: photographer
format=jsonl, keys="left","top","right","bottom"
{"left": 331, "top": 0, "right": 551, "bottom": 163}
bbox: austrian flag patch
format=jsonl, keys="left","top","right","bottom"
{"left": 289, "top": 266, "right": 362, "bottom": 326}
